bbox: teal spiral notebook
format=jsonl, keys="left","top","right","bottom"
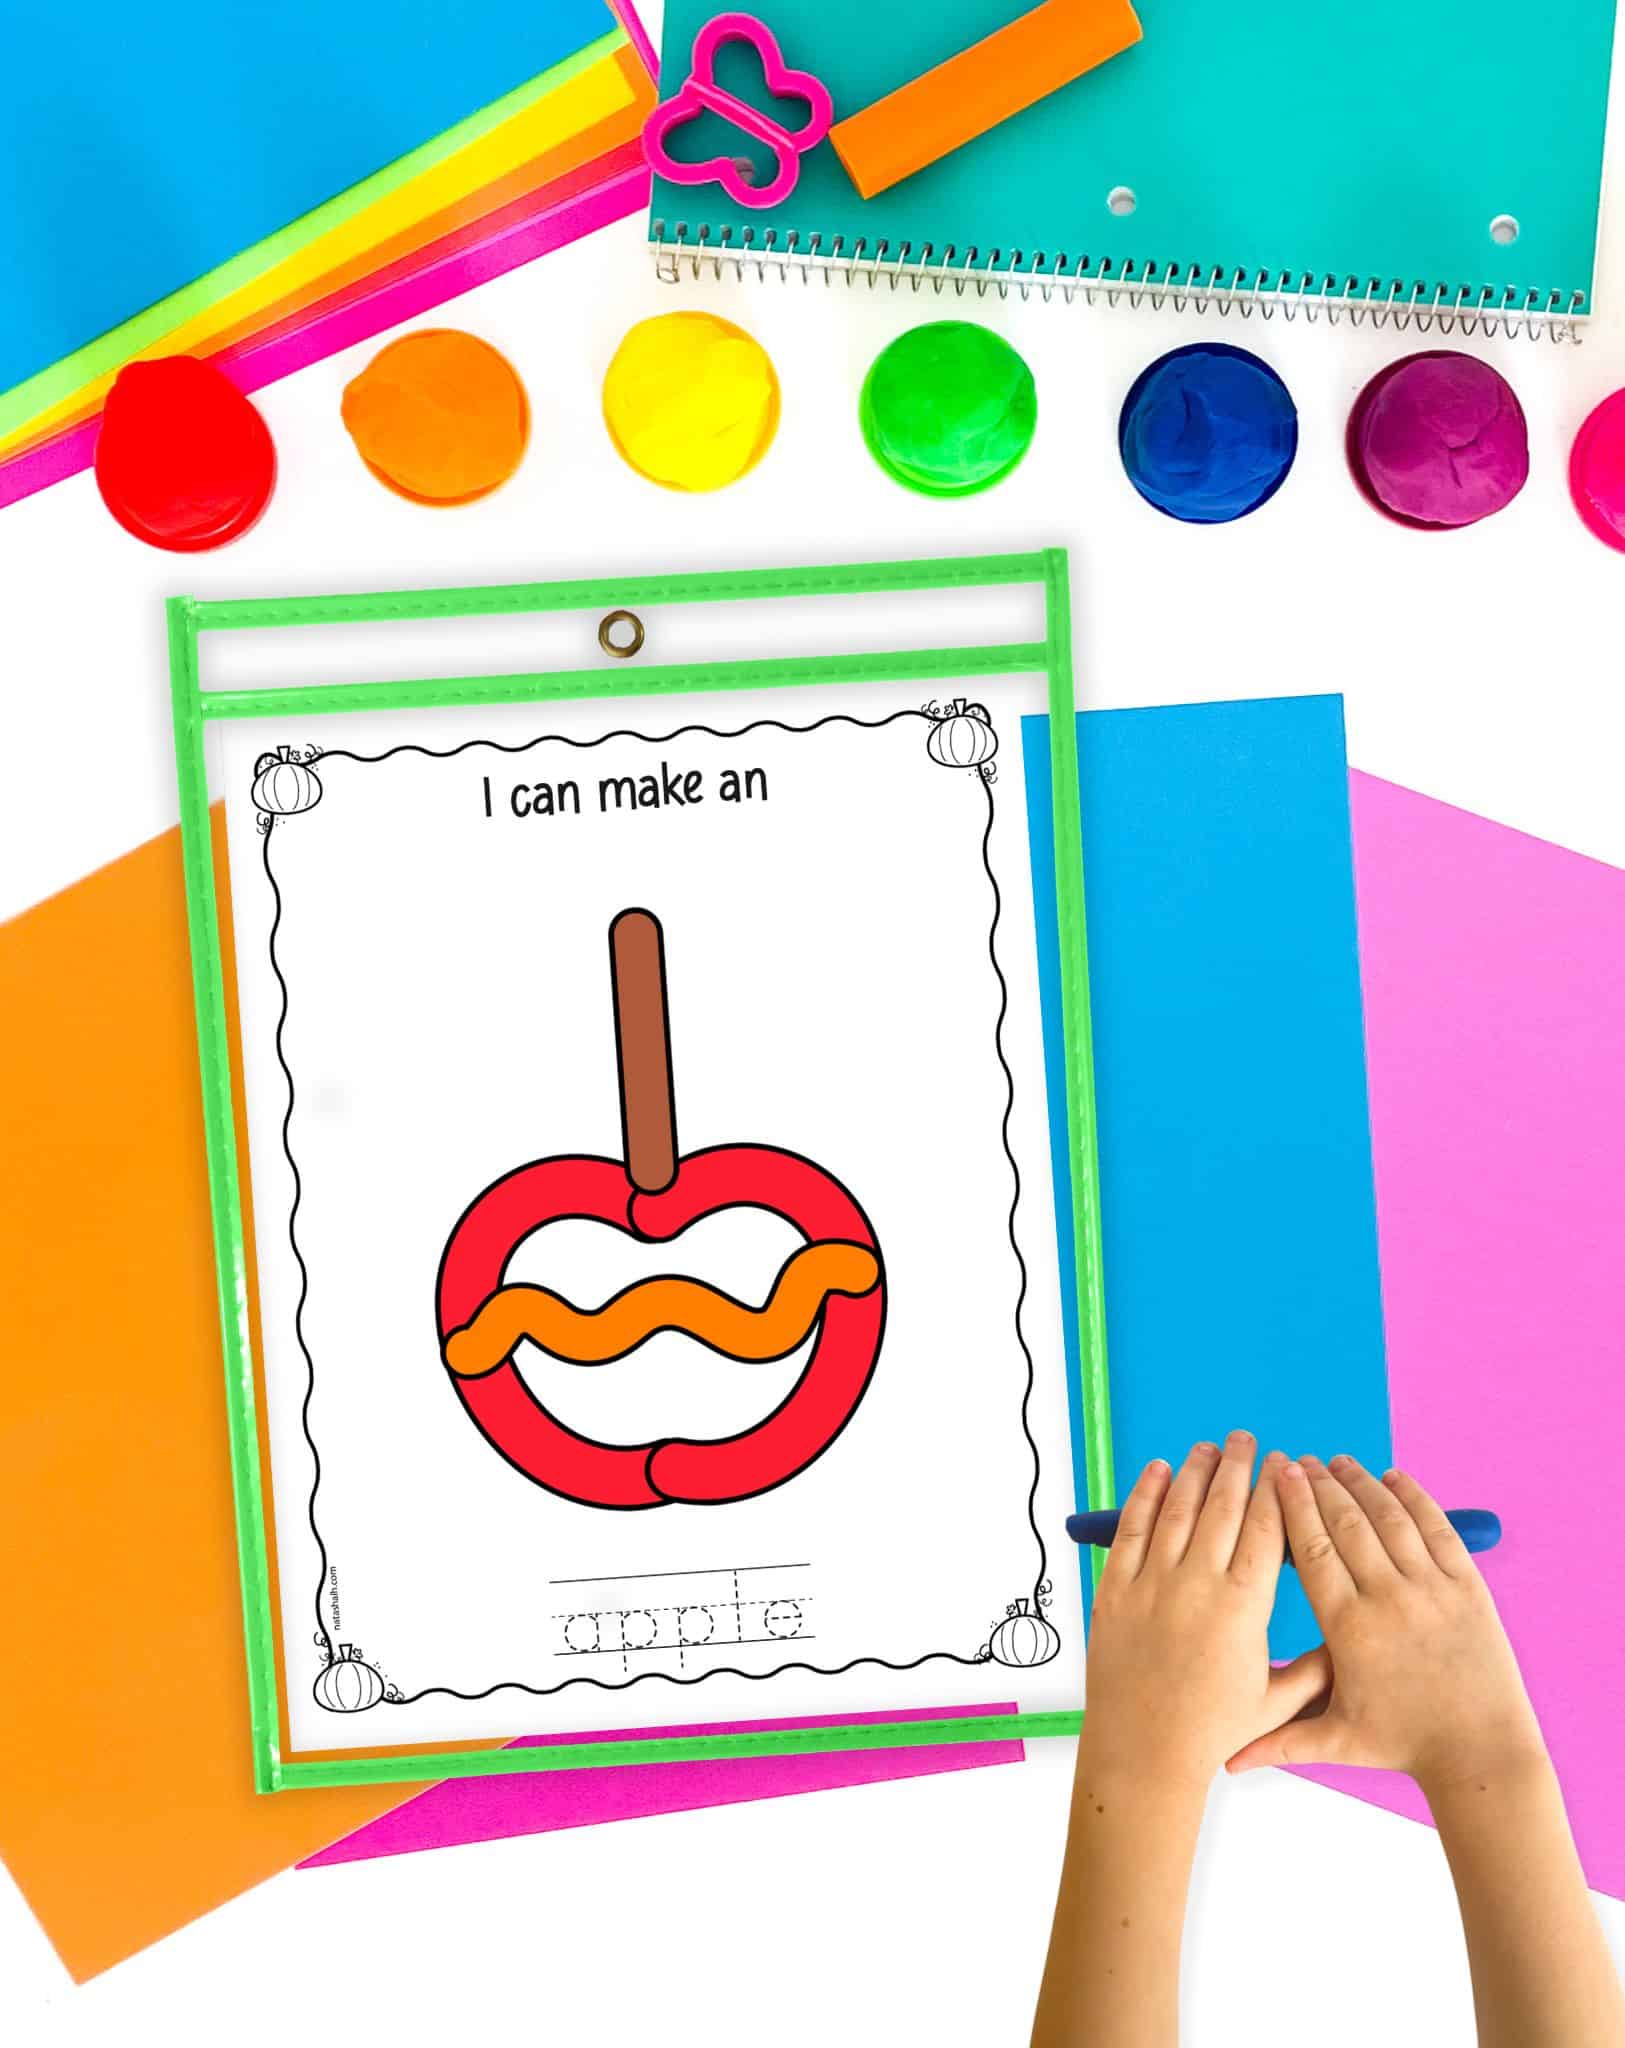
{"left": 649, "top": 0, "right": 1616, "bottom": 335}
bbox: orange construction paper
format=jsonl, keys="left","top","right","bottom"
{"left": 0, "top": 818, "right": 414, "bottom": 1980}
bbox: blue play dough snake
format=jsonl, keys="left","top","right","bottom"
{"left": 1119, "top": 343, "right": 1299, "bottom": 523}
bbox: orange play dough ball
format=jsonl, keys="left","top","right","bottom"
{"left": 340, "top": 329, "right": 529, "bottom": 504}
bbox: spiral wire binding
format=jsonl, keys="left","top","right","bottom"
{"left": 651, "top": 223, "right": 1586, "bottom": 342}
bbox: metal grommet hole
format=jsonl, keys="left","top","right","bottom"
{"left": 598, "top": 609, "right": 646, "bottom": 659}
{"left": 1489, "top": 213, "right": 1520, "bottom": 246}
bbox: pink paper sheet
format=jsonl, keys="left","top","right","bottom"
{"left": 300, "top": 1706, "right": 1024, "bottom": 1866}
{"left": 1298, "top": 774, "right": 1625, "bottom": 1898}
{"left": 308, "top": 775, "right": 1625, "bottom": 1896}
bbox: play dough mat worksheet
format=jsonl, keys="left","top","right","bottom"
{"left": 175, "top": 557, "right": 1105, "bottom": 1783}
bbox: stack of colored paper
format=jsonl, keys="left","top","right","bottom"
{"left": 0, "top": 1, "right": 657, "bottom": 513}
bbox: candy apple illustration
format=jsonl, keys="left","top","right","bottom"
{"left": 435, "top": 909, "right": 887, "bottom": 1509}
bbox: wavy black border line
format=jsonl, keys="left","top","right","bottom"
{"left": 263, "top": 827, "right": 335, "bottom": 1666}
{"left": 316, "top": 705, "right": 926, "bottom": 772}
{"left": 977, "top": 766, "right": 1051, "bottom": 1611}
{"left": 258, "top": 707, "right": 1052, "bottom": 1711}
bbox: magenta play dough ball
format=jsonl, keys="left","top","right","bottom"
{"left": 1348, "top": 352, "right": 1528, "bottom": 530}
{"left": 1569, "top": 388, "right": 1625, "bottom": 553}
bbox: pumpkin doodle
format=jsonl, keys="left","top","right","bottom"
{"left": 252, "top": 746, "right": 322, "bottom": 819}
{"left": 925, "top": 698, "right": 999, "bottom": 770}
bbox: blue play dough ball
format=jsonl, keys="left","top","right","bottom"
{"left": 1119, "top": 344, "right": 1298, "bottom": 523}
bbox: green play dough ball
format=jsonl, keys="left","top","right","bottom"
{"left": 860, "top": 322, "right": 1037, "bottom": 496}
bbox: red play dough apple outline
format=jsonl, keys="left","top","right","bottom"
{"left": 436, "top": 1144, "right": 886, "bottom": 1509}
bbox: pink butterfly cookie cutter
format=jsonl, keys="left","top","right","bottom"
{"left": 642, "top": 12, "right": 834, "bottom": 209}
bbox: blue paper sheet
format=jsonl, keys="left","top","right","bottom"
{"left": 0, "top": 0, "right": 610, "bottom": 396}
{"left": 1024, "top": 695, "right": 1391, "bottom": 1659}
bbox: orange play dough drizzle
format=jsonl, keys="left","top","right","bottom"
{"left": 443, "top": 1241, "right": 881, "bottom": 1376}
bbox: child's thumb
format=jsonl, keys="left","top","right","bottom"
{"left": 1265, "top": 1645, "right": 1333, "bottom": 1723}
{"left": 1225, "top": 1708, "right": 1352, "bottom": 1775}
{"left": 1225, "top": 1649, "right": 1343, "bottom": 1774}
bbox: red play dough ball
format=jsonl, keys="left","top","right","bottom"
{"left": 94, "top": 356, "right": 276, "bottom": 551}
{"left": 1569, "top": 388, "right": 1625, "bottom": 553}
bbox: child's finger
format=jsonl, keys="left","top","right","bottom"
{"left": 1382, "top": 1467, "right": 1475, "bottom": 1579}
{"left": 1097, "top": 1457, "right": 1172, "bottom": 1586}
{"left": 1277, "top": 1458, "right": 1356, "bottom": 1614}
{"left": 1228, "top": 1449, "right": 1288, "bottom": 1587}
{"left": 1190, "top": 1430, "right": 1257, "bottom": 1567}
{"left": 1146, "top": 1440, "right": 1222, "bottom": 1568}
{"left": 1328, "top": 1454, "right": 1431, "bottom": 1574}
{"left": 1300, "top": 1455, "right": 1397, "bottom": 1589}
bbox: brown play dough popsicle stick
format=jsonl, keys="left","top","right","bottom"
{"left": 609, "top": 908, "right": 678, "bottom": 1194}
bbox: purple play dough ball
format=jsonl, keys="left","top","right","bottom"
{"left": 1352, "top": 353, "right": 1528, "bottom": 528}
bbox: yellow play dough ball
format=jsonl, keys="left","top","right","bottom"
{"left": 602, "top": 312, "right": 780, "bottom": 491}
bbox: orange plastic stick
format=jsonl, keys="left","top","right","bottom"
{"left": 829, "top": 0, "right": 1143, "bottom": 201}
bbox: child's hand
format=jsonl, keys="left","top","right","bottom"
{"left": 1225, "top": 1455, "right": 1546, "bottom": 1794}
{"left": 1080, "top": 1434, "right": 1331, "bottom": 1791}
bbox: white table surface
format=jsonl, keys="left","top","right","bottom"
{"left": 4, "top": 5, "right": 1623, "bottom": 2037}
